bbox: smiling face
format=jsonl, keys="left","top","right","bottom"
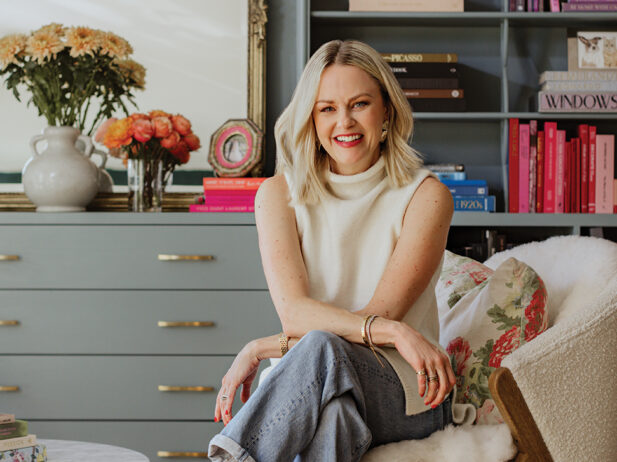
{"left": 313, "top": 64, "right": 388, "bottom": 175}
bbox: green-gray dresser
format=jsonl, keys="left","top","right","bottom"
{"left": 0, "top": 212, "right": 279, "bottom": 461}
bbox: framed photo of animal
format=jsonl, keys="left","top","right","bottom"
{"left": 577, "top": 31, "right": 617, "bottom": 69}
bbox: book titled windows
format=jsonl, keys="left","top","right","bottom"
{"left": 508, "top": 118, "right": 616, "bottom": 214}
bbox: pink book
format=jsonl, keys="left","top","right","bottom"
{"left": 588, "top": 126, "right": 597, "bottom": 213}
{"left": 189, "top": 204, "right": 255, "bottom": 213}
{"left": 543, "top": 122, "right": 557, "bottom": 214}
{"left": 519, "top": 124, "right": 530, "bottom": 213}
{"left": 550, "top": 0, "right": 561, "bottom": 11}
{"left": 579, "top": 124, "right": 589, "bottom": 213}
{"left": 205, "top": 189, "right": 258, "bottom": 197}
{"left": 204, "top": 196, "right": 256, "bottom": 206}
{"left": 595, "top": 135, "right": 615, "bottom": 213}
{"left": 555, "top": 130, "right": 566, "bottom": 213}
{"left": 614, "top": 179, "right": 617, "bottom": 213}
{"left": 565, "top": 141, "right": 571, "bottom": 214}
{"left": 529, "top": 120, "right": 538, "bottom": 213}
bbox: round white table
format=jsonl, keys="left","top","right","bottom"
{"left": 39, "top": 439, "right": 149, "bottom": 462}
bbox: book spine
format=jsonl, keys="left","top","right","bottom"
{"left": 569, "top": 0, "right": 617, "bottom": 3}
{"left": 433, "top": 171, "right": 467, "bottom": 181}
{"left": 349, "top": 0, "right": 464, "bottom": 12}
{"left": 544, "top": 122, "right": 557, "bottom": 214}
{"left": 204, "top": 196, "right": 255, "bottom": 206}
{"left": 516, "top": 0, "right": 526, "bottom": 10}
{"left": 426, "top": 163, "right": 465, "bottom": 172}
{"left": 579, "top": 124, "right": 590, "bottom": 213}
{"left": 204, "top": 189, "right": 258, "bottom": 197}
{"left": 533, "top": 0, "right": 539, "bottom": 11}
{"left": 0, "top": 420, "right": 28, "bottom": 441}
{"left": 614, "top": 179, "right": 617, "bottom": 213}
{"left": 403, "top": 89, "right": 463, "bottom": 98}
{"left": 596, "top": 135, "right": 616, "bottom": 213}
{"left": 203, "top": 178, "right": 266, "bottom": 190}
{"left": 0, "top": 434, "right": 37, "bottom": 451}
{"left": 538, "top": 91, "right": 617, "bottom": 112}
{"left": 537, "top": 130, "right": 545, "bottom": 213}
{"left": 527, "top": 0, "right": 533, "bottom": 11}
{"left": 445, "top": 185, "right": 488, "bottom": 195}
{"left": 189, "top": 204, "right": 255, "bottom": 213}
{"left": 388, "top": 62, "right": 459, "bottom": 78}
{"left": 575, "top": 138, "right": 582, "bottom": 213}
{"left": 562, "top": 2, "right": 617, "bottom": 10}
{"left": 565, "top": 141, "right": 571, "bottom": 214}
{"left": 441, "top": 180, "right": 487, "bottom": 186}
{"left": 519, "top": 124, "right": 531, "bottom": 213}
{"left": 407, "top": 98, "right": 466, "bottom": 112}
{"left": 539, "top": 71, "right": 617, "bottom": 83}
{"left": 0, "top": 415, "right": 14, "bottom": 425}
{"left": 0, "top": 444, "right": 46, "bottom": 461}
{"left": 541, "top": 81, "right": 617, "bottom": 92}
{"left": 453, "top": 195, "right": 496, "bottom": 212}
{"left": 396, "top": 77, "right": 459, "bottom": 89}
{"left": 529, "top": 120, "right": 538, "bottom": 212}
{"left": 589, "top": 126, "right": 597, "bottom": 213}
{"left": 509, "top": 118, "right": 520, "bottom": 213}
{"left": 550, "top": 0, "right": 560, "bottom": 10}
{"left": 510, "top": 0, "right": 516, "bottom": 10}
{"left": 381, "top": 53, "right": 458, "bottom": 63}
{"left": 555, "top": 130, "right": 566, "bottom": 213}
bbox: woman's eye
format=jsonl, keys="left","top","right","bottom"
{"left": 320, "top": 106, "right": 334, "bottom": 113}
{"left": 353, "top": 101, "right": 368, "bottom": 108}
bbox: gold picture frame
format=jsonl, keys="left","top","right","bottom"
{"left": 248, "top": 0, "right": 268, "bottom": 134}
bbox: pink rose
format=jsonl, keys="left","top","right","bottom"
{"left": 152, "top": 116, "right": 173, "bottom": 139}
{"left": 446, "top": 337, "right": 472, "bottom": 377}
{"left": 170, "top": 140, "right": 190, "bottom": 164}
{"left": 132, "top": 119, "right": 154, "bottom": 143}
{"left": 183, "top": 133, "right": 201, "bottom": 151}
{"left": 489, "top": 326, "right": 521, "bottom": 368}
{"left": 94, "top": 118, "right": 118, "bottom": 143}
{"left": 160, "top": 131, "right": 180, "bottom": 150}
{"left": 171, "top": 114, "right": 191, "bottom": 136}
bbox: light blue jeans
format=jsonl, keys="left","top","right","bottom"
{"left": 208, "top": 330, "right": 452, "bottom": 462}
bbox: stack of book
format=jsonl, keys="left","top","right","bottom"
{"left": 508, "top": 119, "right": 616, "bottom": 213}
{"left": 427, "top": 164, "right": 495, "bottom": 212}
{"left": 382, "top": 53, "right": 466, "bottom": 112}
{"left": 189, "top": 177, "right": 266, "bottom": 213}
{"left": 538, "top": 70, "right": 617, "bottom": 113}
{"left": 0, "top": 414, "right": 46, "bottom": 460}
{"left": 349, "top": 0, "right": 463, "bottom": 12}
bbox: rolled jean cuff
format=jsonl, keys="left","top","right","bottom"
{"left": 208, "top": 434, "right": 257, "bottom": 462}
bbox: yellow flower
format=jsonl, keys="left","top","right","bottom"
{"left": 99, "top": 31, "right": 133, "bottom": 59}
{"left": 115, "top": 58, "right": 146, "bottom": 89}
{"left": 26, "top": 30, "right": 65, "bottom": 64}
{"left": 66, "top": 26, "right": 101, "bottom": 57}
{"left": 34, "top": 23, "right": 66, "bottom": 38}
{"left": 0, "top": 33, "right": 27, "bottom": 70}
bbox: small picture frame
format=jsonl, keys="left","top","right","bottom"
{"left": 208, "top": 119, "right": 264, "bottom": 177}
{"left": 577, "top": 31, "right": 617, "bottom": 69}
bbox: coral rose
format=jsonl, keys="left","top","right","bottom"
{"left": 94, "top": 117, "right": 118, "bottom": 143}
{"left": 129, "top": 113, "right": 149, "bottom": 122}
{"left": 132, "top": 118, "right": 154, "bottom": 143}
{"left": 171, "top": 114, "right": 191, "bottom": 136}
{"left": 103, "top": 118, "right": 133, "bottom": 149}
{"left": 149, "top": 110, "right": 170, "bottom": 118}
{"left": 170, "top": 140, "right": 190, "bottom": 164}
{"left": 152, "top": 116, "right": 173, "bottom": 139}
{"left": 160, "top": 131, "right": 180, "bottom": 150}
{"left": 183, "top": 133, "right": 201, "bottom": 151}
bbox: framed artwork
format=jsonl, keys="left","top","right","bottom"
{"left": 208, "top": 119, "right": 264, "bottom": 177}
{"left": 577, "top": 31, "right": 617, "bottom": 69}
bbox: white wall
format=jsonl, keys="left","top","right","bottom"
{"left": 0, "top": 0, "right": 247, "bottom": 173}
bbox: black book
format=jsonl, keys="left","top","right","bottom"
{"left": 396, "top": 76, "right": 459, "bottom": 89}
{"left": 388, "top": 63, "right": 459, "bottom": 78}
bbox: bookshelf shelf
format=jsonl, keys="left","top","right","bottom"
{"left": 507, "top": 112, "right": 617, "bottom": 120}
{"left": 506, "top": 12, "right": 617, "bottom": 27}
{"left": 414, "top": 112, "right": 504, "bottom": 120}
{"left": 311, "top": 11, "right": 504, "bottom": 26}
{"left": 452, "top": 212, "right": 617, "bottom": 227}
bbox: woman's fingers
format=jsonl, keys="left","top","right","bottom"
{"left": 415, "top": 365, "right": 427, "bottom": 398}
{"left": 220, "top": 385, "right": 237, "bottom": 426}
{"left": 430, "top": 367, "right": 449, "bottom": 407}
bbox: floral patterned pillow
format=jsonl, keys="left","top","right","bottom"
{"left": 436, "top": 251, "right": 548, "bottom": 425}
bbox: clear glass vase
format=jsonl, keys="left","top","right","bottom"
{"left": 127, "top": 158, "right": 163, "bottom": 212}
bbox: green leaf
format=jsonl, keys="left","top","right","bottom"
{"left": 473, "top": 339, "right": 494, "bottom": 367}
{"left": 487, "top": 304, "right": 519, "bottom": 331}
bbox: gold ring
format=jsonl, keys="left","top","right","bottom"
{"left": 428, "top": 376, "right": 439, "bottom": 382}
{"left": 416, "top": 369, "right": 427, "bottom": 376}
{"left": 221, "top": 395, "right": 229, "bottom": 400}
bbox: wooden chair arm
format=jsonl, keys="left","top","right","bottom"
{"left": 488, "top": 367, "right": 553, "bottom": 462}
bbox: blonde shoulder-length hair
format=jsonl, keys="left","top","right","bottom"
{"left": 274, "top": 39, "right": 423, "bottom": 206}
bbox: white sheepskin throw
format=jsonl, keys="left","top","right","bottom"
{"left": 361, "top": 423, "right": 516, "bottom": 462}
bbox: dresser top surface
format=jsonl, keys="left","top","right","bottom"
{"left": 0, "top": 212, "right": 256, "bottom": 225}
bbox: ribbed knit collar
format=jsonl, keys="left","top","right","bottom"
{"left": 325, "top": 156, "right": 386, "bottom": 200}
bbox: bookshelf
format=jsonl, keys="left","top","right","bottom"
{"left": 295, "top": 0, "right": 617, "bottom": 244}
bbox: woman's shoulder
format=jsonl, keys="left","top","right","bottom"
{"left": 255, "top": 174, "right": 293, "bottom": 216}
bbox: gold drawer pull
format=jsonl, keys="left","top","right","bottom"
{"left": 158, "top": 321, "right": 215, "bottom": 328}
{"left": 0, "top": 320, "right": 19, "bottom": 326}
{"left": 157, "top": 451, "right": 208, "bottom": 458}
{"left": 158, "top": 386, "right": 215, "bottom": 393}
{"left": 0, "top": 255, "right": 20, "bottom": 261}
{"left": 0, "top": 386, "right": 20, "bottom": 392}
{"left": 157, "top": 254, "right": 215, "bottom": 262}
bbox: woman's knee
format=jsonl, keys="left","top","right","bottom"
{"left": 300, "top": 330, "right": 347, "bottom": 350}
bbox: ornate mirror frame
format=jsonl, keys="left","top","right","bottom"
{"left": 248, "top": 0, "right": 267, "bottom": 134}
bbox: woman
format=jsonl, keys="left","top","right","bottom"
{"left": 209, "top": 40, "right": 459, "bottom": 462}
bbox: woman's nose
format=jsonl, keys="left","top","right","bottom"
{"left": 336, "top": 109, "right": 354, "bottom": 128}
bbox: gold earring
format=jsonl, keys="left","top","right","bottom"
{"left": 380, "top": 121, "right": 389, "bottom": 142}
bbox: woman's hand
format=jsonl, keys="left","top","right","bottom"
{"left": 391, "top": 322, "right": 456, "bottom": 408}
{"left": 214, "top": 340, "right": 261, "bottom": 426}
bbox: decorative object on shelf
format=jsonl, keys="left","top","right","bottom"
{"left": 208, "top": 119, "right": 264, "bottom": 177}
{"left": 96, "top": 111, "right": 201, "bottom": 212}
{"left": 349, "top": 0, "right": 464, "bottom": 12}
{"left": 0, "top": 23, "right": 145, "bottom": 136}
{"left": 22, "top": 126, "right": 100, "bottom": 212}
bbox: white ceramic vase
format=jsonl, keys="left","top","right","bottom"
{"left": 22, "top": 126, "right": 100, "bottom": 212}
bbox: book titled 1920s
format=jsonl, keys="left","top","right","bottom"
{"left": 381, "top": 52, "right": 458, "bottom": 63}
{"left": 538, "top": 91, "right": 617, "bottom": 112}
{"left": 453, "top": 195, "right": 496, "bottom": 212}
{"left": 350, "top": 0, "right": 463, "bottom": 12}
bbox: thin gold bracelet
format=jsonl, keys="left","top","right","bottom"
{"left": 362, "top": 315, "right": 385, "bottom": 368}
{"left": 279, "top": 332, "right": 289, "bottom": 357}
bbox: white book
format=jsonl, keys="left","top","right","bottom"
{"left": 539, "top": 71, "right": 617, "bottom": 84}
{"left": 541, "top": 80, "right": 617, "bottom": 91}
{"left": 0, "top": 434, "right": 37, "bottom": 451}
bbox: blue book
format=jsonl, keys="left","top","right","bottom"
{"left": 441, "top": 180, "right": 487, "bottom": 187}
{"left": 442, "top": 180, "right": 488, "bottom": 196}
{"left": 433, "top": 171, "right": 466, "bottom": 181}
{"left": 453, "top": 195, "right": 496, "bottom": 212}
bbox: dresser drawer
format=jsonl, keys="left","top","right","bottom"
{"left": 0, "top": 225, "right": 266, "bottom": 289}
{"left": 0, "top": 356, "right": 270, "bottom": 420}
{"left": 0, "top": 290, "right": 278, "bottom": 354}
{"left": 30, "top": 421, "right": 221, "bottom": 462}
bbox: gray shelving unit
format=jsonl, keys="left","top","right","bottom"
{"left": 295, "top": 0, "right": 616, "bottom": 243}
